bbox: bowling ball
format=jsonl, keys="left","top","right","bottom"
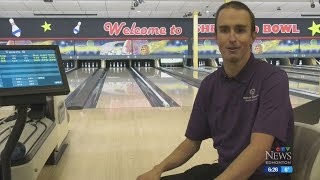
{"left": 11, "top": 142, "right": 26, "bottom": 161}
{"left": 310, "top": 39, "right": 318, "bottom": 46}
{"left": 203, "top": 39, "right": 211, "bottom": 46}
{"left": 86, "top": 40, "right": 95, "bottom": 47}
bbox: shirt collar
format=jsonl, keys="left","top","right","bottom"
{"left": 220, "top": 53, "right": 256, "bottom": 84}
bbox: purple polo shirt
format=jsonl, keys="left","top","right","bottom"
{"left": 185, "top": 53, "right": 294, "bottom": 175}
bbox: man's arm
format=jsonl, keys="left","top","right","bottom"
{"left": 137, "top": 138, "right": 202, "bottom": 180}
{"left": 215, "top": 132, "right": 274, "bottom": 180}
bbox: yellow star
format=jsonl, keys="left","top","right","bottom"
{"left": 41, "top": 21, "right": 51, "bottom": 32}
{"left": 308, "top": 21, "right": 320, "bottom": 36}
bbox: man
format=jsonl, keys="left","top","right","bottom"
{"left": 137, "top": 1, "right": 293, "bottom": 180}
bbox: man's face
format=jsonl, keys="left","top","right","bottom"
{"left": 216, "top": 8, "right": 256, "bottom": 63}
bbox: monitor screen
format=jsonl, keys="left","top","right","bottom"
{"left": 0, "top": 45, "right": 69, "bottom": 97}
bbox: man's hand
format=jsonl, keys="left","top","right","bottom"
{"left": 137, "top": 138, "right": 201, "bottom": 180}
{"left": 136, "top": 167, "right": 162, "bottom": 180}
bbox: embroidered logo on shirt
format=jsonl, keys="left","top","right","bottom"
{"left": 243, "top": 88, "right": 259, "bottom": 102}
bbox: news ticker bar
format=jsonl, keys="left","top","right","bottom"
{"left": 264, "top": 166, "right": 293, "bottom": 174}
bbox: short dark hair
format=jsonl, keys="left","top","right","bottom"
{"left": 214, "top": 1, "right": 256, "bottom": 35}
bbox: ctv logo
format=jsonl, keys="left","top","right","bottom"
{"left": 265, "top": 147, "right": 292, "bottom": 165}
{"left": 276, "top": 146, "right": 291, "bottom": 152}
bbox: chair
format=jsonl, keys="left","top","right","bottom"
{"left": 291, "top": 122, "right": 320, "bottom": 180}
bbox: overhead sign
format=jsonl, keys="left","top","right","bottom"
{"left": 0, "top": 18, "right": 319, "bottom": 39}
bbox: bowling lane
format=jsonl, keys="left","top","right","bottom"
{"left": 136, "top": 68, "right": 311, "bottom": 108}
{"left": 287, "top": 72, "right": 320, "bottom": 82}
{"left": 96, "top": 67, "right": 152, "bottom": 108}
{"left": 290, "top": 95, "right": 311, "bottom": 108}
{"left": 289, "top": 81, "right": 320, "bottom": 94}
{"left": 200, "top": 66, "right": 218, "bottom": 71}
{"left": 138, "top": 67, "right": 198, "bottom": 106}
{"left": 165, "top": 67, "right": 211, "bottom": 80}
{"left": 66, "top": 68, "right": 97, "bottom": 93}
{"left": 281, "top": 68, "right": 320, "bottom": 76}
{"left": 280, "top": 66, "right": 320, "bottom": 74}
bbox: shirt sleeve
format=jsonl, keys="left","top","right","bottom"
{"left": 185, "top": 77, "right": 211, "bottom": 141}
{"left": 252, "top": 70, "right": 293, "bottom": 143}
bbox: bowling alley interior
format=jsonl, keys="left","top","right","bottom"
{"left": 0, "top": 0, "right": 320, "bottom": 180}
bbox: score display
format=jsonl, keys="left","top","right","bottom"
{"left": 0, "top": 49, "right": 63, "bottom": 88}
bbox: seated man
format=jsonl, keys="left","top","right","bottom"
{"left": 137, "top": 1, "right": 293, "bottom": 180}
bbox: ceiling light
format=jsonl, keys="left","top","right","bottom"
{"left": 301, "top": 13, "right": 320, "bottom": 16}
{"left": 34, "top": 13, "right": 97, "bottom": 16}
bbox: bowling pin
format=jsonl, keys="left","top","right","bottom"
{"left": 299, "top": 60, "right": 302, "bottom": 65}
{"left": 73, "top": 22, "right": 81, "bottom": 34}
{"left": 138, "top": 62, "right": 140, "bottom": 67}
{"left": 67, "top": 62, "right": 69, "bottom": 68}
{"left": 117, "top": 62, "right": 119, "bottom": 67}
{"left": 9, "top": 18, "right": 21, "bottom": 37}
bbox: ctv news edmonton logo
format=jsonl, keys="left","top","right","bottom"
{"left": 265, "top": 147, "right": 292, "bottom": 165}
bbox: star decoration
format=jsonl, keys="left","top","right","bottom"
{"left": 308, "top": 21, "right": 320, "bottom": 36}
{"left": 41, "top": 21, "right": 51, "bottom": 32}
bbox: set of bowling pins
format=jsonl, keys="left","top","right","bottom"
{"left": 299, "top": 60, "right": 302, "bottom": 65}
{"left": 276, "top": 60, "right": 280, "bottom": 66}
{"left": 133, "top": 62, "right": 141, "bottom": 67}
{"left": 82, "top": 62, "right": 98, "bottom": 68}
{"left": 110, "top": 62, "right": 125, "bottom": 67}
{"left": 65, "top": 62, "right": 74, "bottom": 69}
{"left": 198, "top": 61, "right": 205, "bottom": 67}
{"left": 133, "top": 62, "right": 151, "bottom": 67}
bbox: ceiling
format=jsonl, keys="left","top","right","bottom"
{"left": 0, "top": 0, "right": 319, "bottom": 18}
